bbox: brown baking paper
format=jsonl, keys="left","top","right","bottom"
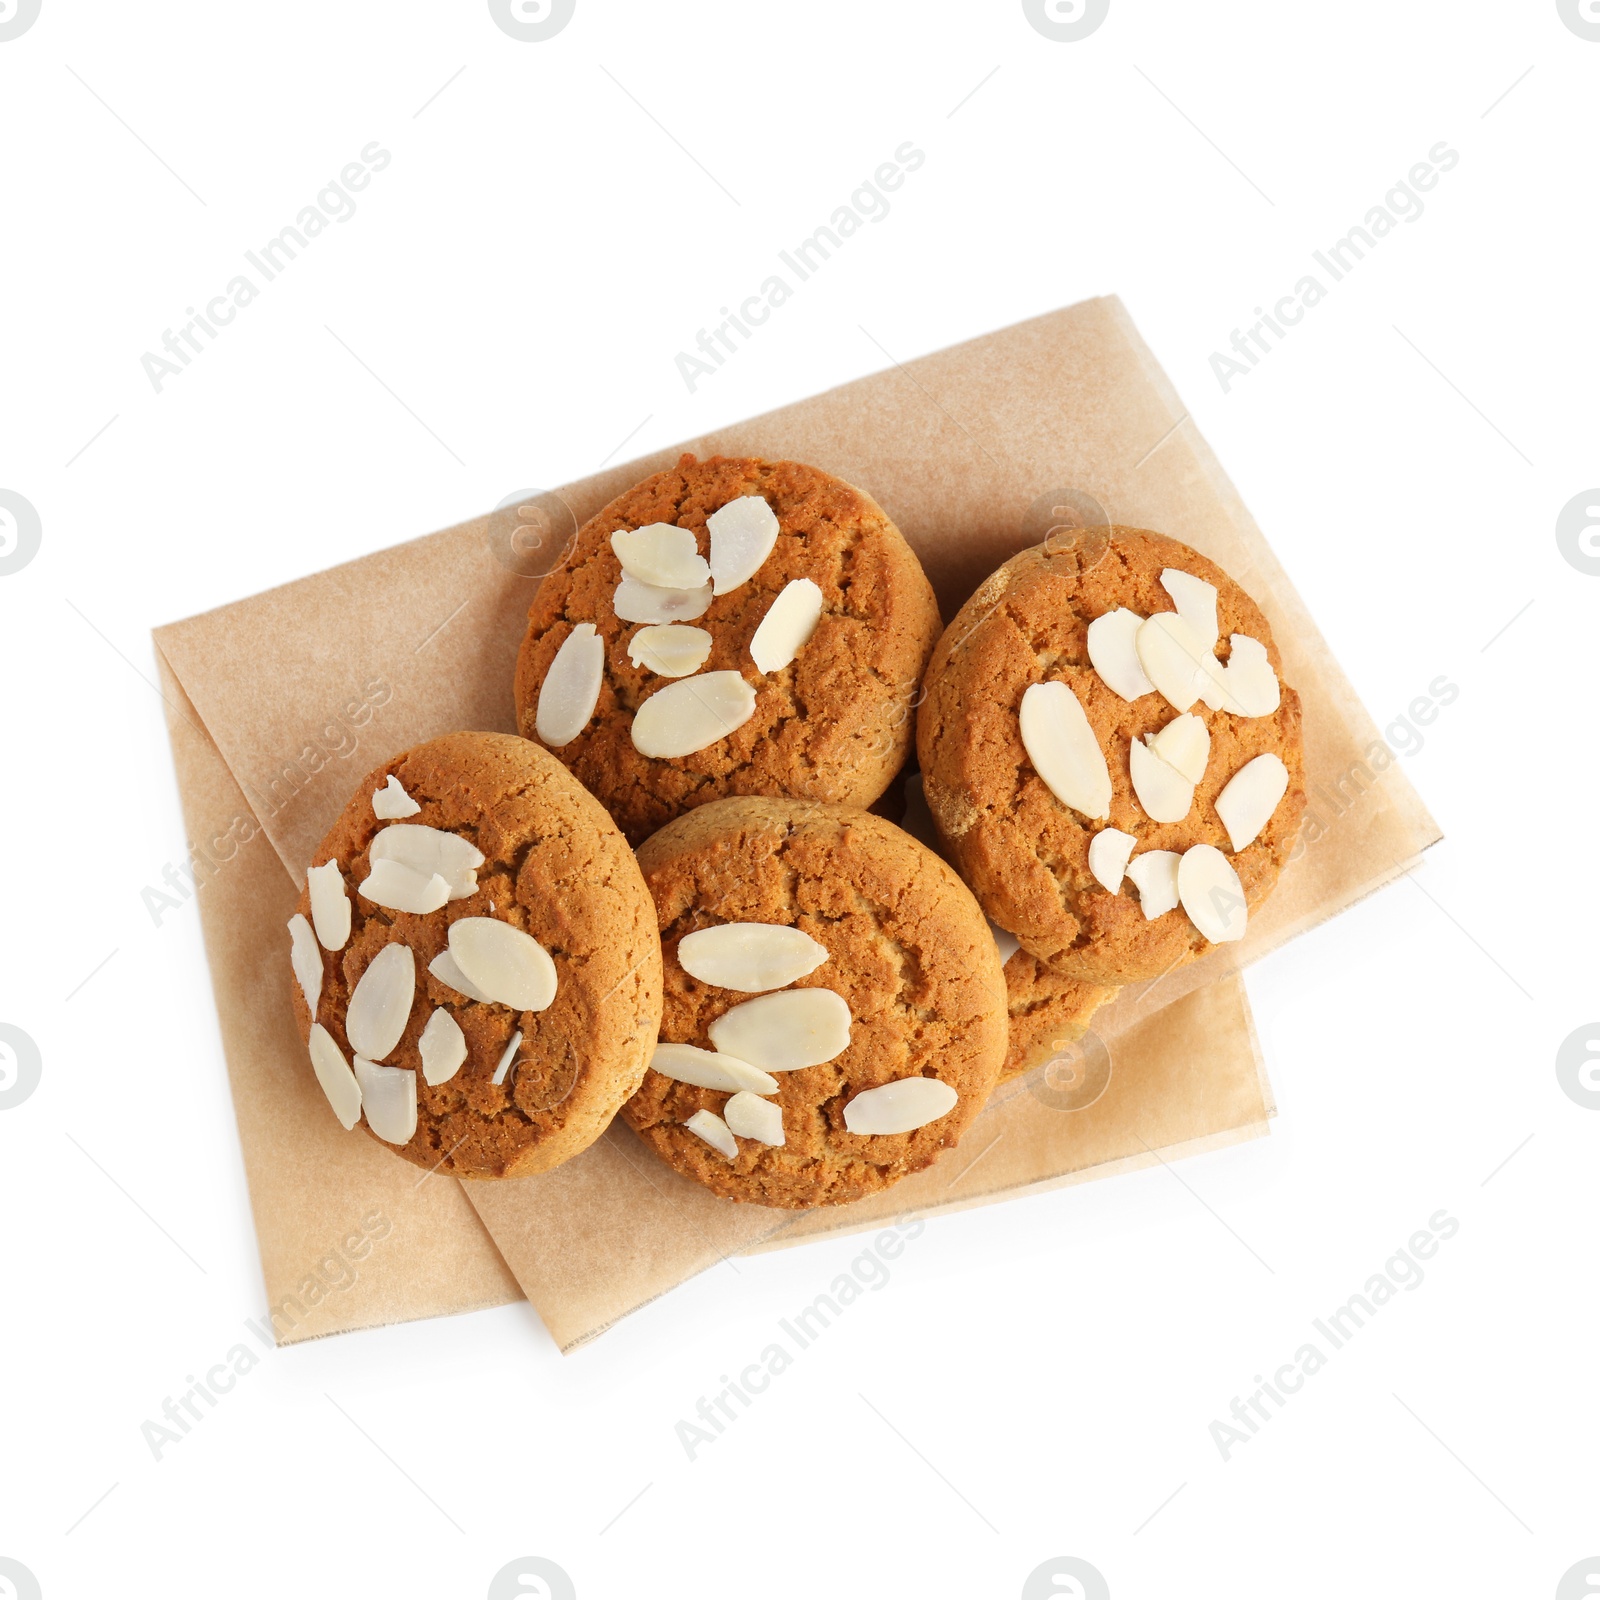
{"left": 154, "top": 295, "right": 1438, "bottom": 1350}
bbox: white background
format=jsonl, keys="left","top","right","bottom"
{"left": 2, "top": 2, "right": 1595, "bottom": 1597}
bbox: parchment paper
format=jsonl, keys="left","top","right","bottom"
{"left": 154, "top": 296, "right": 1439, "bottom": 1350}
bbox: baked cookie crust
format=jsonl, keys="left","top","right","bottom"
{"left": 622, "top": 798, "right": 1008, "bottom": 1208}
{"left": 514, "top": 455, "right": 941, "bottom": 844}
{"left": 290, "top": 731, "right": 662, "bottom": 1179}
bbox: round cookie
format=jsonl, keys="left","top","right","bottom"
{"left": 999, "top": 951, "right": 1116, "bottom": 1084}
{"left": 514, "top": 454, "right": 942, "bottom": 845}
{"left": 918, "top": 530, "right": 1306, "bottom": 986}
{"left": 622, "top": 798, "right": 1008, "bottom": 1208}
{"left": 287, "top": 732, "right": 662, "bottom": 1179}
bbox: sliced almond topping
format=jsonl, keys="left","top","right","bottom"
{"left": 685, "top": 1108, "right": 738, "bottom": 1160}
{"left": 1215, "top": 753, "right": 1290, "bottom": 851}
{"left": 1019, "top": 680, "right": 1112, "bottom": 820}
{"left": 307, "top": 860, "right": 351, "bottom": 950}
{"left": 536, "top": 622, "right": 605, "bottom": 747}
{"left": 1160, "top": 568, "right": 1220, "bottom": 651}
{"left": 628, "top": 623, "right": 713, "bottom": 678}
{"left": 1178, "top": 844, "right": 1249, "bottom": 943}
{"left": 707, "top": 495, "right": 779, "bottom": 594}
{"left": 707, "top": 988, "right": 851, "bottom": 1070}
{"left": 610, "top": 523, "right": 711, "bottom": 590}
{"left": 1199, "top": 634, "right": 1281, "bottom": 718}
{"left": 346, "top": 942, "right": 416, "bottom": 1060}
{"left": 371, "top": 824, "right": 483, "bottom": 900}
{"left": 418, "top": 1007, "right": 468, "bottom": 1086}
{"left": 373, "top": 774, "right": 421, "bottom": 819}
{"left": 1147, "top": 712, "right": 1211, "bottom": 784}
{"left": 428, "top": 948, "right": 495, "bottom": 1004}
{"left": 358, "top": 858, "right": 451, "bottom": 915}
{"left": 1129, "top": 734, "right": 1195, "bottom": 824}
{"left": 1134, "top": 612, "right": 1219, "bottom": 713}
{"left": 448, "top": 917, "right": 557, "bottom": 1011}
{"left": 492, "top": 1030, "right": 522, "bottom": 1087}
{"left": 650, "top": 1042, "right": 779, "bottom": 1095}
{"left": 613, "top": 574, "right": 714, "bottom": 624}
{"left": 353, "top": 1057, "right": 417, "bottom": 1144}
{"left": 631, "top": 671, "right": 757, "bottom": 759}
{"left": 1086, "top": 607, "right": 1155, "bottom": 701}
{"left": 308, "top": 1023, "right": 362, "bottom": 1130}
{"left": 724, "top": 1091, "right": 785, "bottom": 1146}
{"left": 843, "top": 1077, "right": 959, "bottom": 1136}
{"left": 288, "top": 913, "right": 322, "bottom": 1019}
{"left": 1125, "top": 850, "right": 1181, "bottom": 919}
{"left": 1088, "top": 827, "right": 1137, "bottom": 893}
{"left": 676, "top": 923, "right": 828, "bottom": 992}
{"left": 749, "top": 578, "right": 824, "bottom": 673}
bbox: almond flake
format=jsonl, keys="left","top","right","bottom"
{"left": 650, "top": 1042, "right": 779, "bottom": 1095}
{"left": 353, "top": 1056, "right": 417, "bottom": 1144}
{"left": 707, "top": 988, "right": 851, "bottom": 1071}
{"left": 1088, "top": 827, "right": 1137, "bottom": 893}
{"left": 749, "top": 578, "right": 824, "bottom": 673}
{"left": 448, "top": 917, "right": 557, "bottom": 1011}
{"left": 1178, "top": 844, "right": 1248, "bottom": 943}
{"left": 370, "top": 824, "right": 483, "bottom": 900}
{"left": 613, "top": 574, "right": 714, "bottom": 624}
{"left": 610, "top": 523, "right": 711, "bottom": 590}
{"left": 536, "top": 622, "right": 605, "bottom": 747}
{"left": 1134, "top": 612, "right": 1220, "bottom": 714}
{"left": 492, "top": 1030, "right": 522, "bottom": 1086}
{"left": 707, "top": 495, "right": 779, "bottom": 594}
{"left": 631, "top": 671, "right": 757, "bottom": 759}
{"left": 427, "top": 948, "right": 495, "bottom": 1004}
{"left": 356, "top": 864, "right": 439, "bottom": 927}
{"left": 724, "top": 1091, "right": 785, "bottom": 1146}
{"left": 1148, "top": 712, "right": 1211, "bottom": 784}
{"left": 1019, "top": 680, "right": 1112, "bottom": 820}
{"left": 307, "top": 860, "right": 351, "bottom": 950}
{"left": 308, "top": 1023, "right": 362, "bottom": 1130}
{"left": 1129, "top": 738, "right": 1194, "bottom": 823}
{"left": 418, "top": 1007, "right": 467, "bottom": 1086}
{"left": 359, "top": 858, "right": 451, "bottom": 915}
{"left": 1199, "top": 634, "right": 1281, "bottom": 718}
{"left": 346, "top": 943, "right": 416, "bottom": 1061}
{"left": 1125, "top": 850, "right": 1181, "bottom": 919}
{"left": 843, "top": 1077, "right": 958, "bottom": 1135}
{"left": 1160, "top": 568, "right": 1220, "bottom": 651}
{"left": 1086, "top": 607, "right": 1155, "bottom": 701}
{"left": 676, "top": 923, "right": 828, "bottom": 992}
{"left": 288, "top": 913, "right": 322, "bottom": 1018}
{"left": 685, "top": 1108, "right": 738, "bottom": 1160}
{"left": 373, "top": 774, "right": 421, "bottom": 819}
{"left": 1215, "top": 753, "right": 1290, "bottom": 851}
{"left": 628, "top": 624, "right": 712, "bottom": 678}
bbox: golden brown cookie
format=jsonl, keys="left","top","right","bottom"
{"left": 286, "top": 732, "right": 662, "bottom": 1179}
{"left": 621, "top": 798, "right": 1008, "bottom": 1208}
{"left": 514, "top": 455, "right": 941, "bottom": 845}
{"left": 998, "top": 949, "right": 1116, "bottom": 1084}
{"left": 918, "top": 530, "right": 1306, "bottom": 985}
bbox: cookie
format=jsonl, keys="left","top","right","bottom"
{"left": 918, "top": 530, "right": 1306, "bottom": 985}
{"left": 287, "top": 731, "right": 662, "bottom": 1179}
{"left": 999, "top": 949, "right": 1116, "bottom": 1084}
{"left": 621, "top": 798, "right": 1008, "bottom": 1208}
{"left": 514, "top": 455, "right": 941, "bottom": 845}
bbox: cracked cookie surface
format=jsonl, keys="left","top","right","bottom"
{"left": 622, "top": 798, "right": 1007, "bottom": 1208}
{"left": 514, "top": 455, "right": 941, "bottom": 845}
{"left": 290, "top": 731, "right": 662, "bottom": 1179}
